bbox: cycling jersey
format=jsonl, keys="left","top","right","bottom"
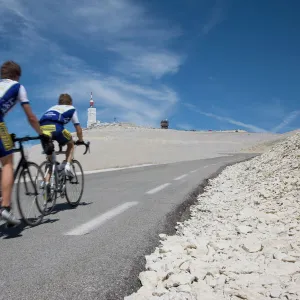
{"left": 40, "top": 105, "right": 80, "bottom": 147}
{"left": 39, "top": 105, "right": 80, "bottom": 126}
{"left": 0, "top": 79, "right": 29, "bottom": 120}
{"left": 0, "top": 79, "right": 29, "bottom": 157}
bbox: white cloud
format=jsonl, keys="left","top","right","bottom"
{"left": 113, "top": 50, "right": 184, "bottom": 79}
{"left": 271, "top": 110, "right": 300, "bottom": 133}
{"left": 40, "top": 74, "right": 178, "bottom": 127}
{"left": 0, "top": 0, "right": 183, "bottom": 79}
{"left": 185, "top": 103, "right": 268, "bottom": 133}
{"left": 202, "top": 0, "right": 228, "bottom": 35}
{"left": 0, "top": 0, "right": 183, "bottom": 127}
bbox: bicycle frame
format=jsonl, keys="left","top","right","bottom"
{"left": 12, "top": 137, "right": 40, "bottom": 196}
{"left": 0, "top": 135, "right": 41, "bottom": 202}
{"left": 42, "top": 140, "right": 90, "bottom": 194}
{"left": 39, "top": 140, "right": 90, "bottom": 211}
{"left": 13, "top": 143, "right": 32, "bottom": 180}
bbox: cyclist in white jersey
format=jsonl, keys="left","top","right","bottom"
{"left": 39, "top": 93, "right": 84, "bottom": 180}
{"left": 0, "top": 60, "right": 49, "bottom": 225}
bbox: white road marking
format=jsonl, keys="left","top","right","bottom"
{"left": 203, "top": 165, "right": 208, "bottom": 169}
{"left": 145, "top": 183, "right": 171, "bottom": 195}
{"left": 64, "top": 201, "right": 139, "bottom": 236}
{"left": 189, "top": 169, "right": 199, "bottom": 173}
{"left": 174, "top": 174, "right": 188, "bottom": 181}
{"left": 82, "top": 164, "right": 154, "bottom": 175}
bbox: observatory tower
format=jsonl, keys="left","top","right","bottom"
{"left": 87, "top": 92, "right": 97, "bottom": 128}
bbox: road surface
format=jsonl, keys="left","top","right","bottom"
{"left": 0, "top": 153, "right": 255, "bottom": 300}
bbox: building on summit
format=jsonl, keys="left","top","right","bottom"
{"left": 87, "top": 92, "right": 100, "bottom": 128}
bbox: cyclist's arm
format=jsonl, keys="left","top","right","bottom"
{"left": 74, "top": 124, "right": 83, "bottom": 142}
{"left": 71, "top": 110, "right": 83, "bottom": 142}
{"left": 18, "top": 86, "right": 43, "bottom": 135}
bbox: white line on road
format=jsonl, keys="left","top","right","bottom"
{"left": 82, "top": 164, "right": 154, "bottom": 175}
{"left": 203, "top": 165, "right": 208, "bottom": 169}
{"left": 145, "top": 183, "right": 171, "bottom": 195}
{"left": 64, "top": 202, "right": 139, "bottom": 236}
{"left": 174, "top": 174, "right": 188, "bottom": 181}
{"left": 189, "top": 169, "right": 199, "bottom": 173}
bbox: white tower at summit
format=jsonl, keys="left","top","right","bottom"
{"left": 87, "top": 92, "right": 97, "bottom": 128}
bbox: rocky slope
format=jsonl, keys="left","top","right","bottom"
{"left": 125, "top": 132, "right": 300, "bottom": 300}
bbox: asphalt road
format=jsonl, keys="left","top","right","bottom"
{"left": 0, "top": 153, "right": 255, "bottom": 300}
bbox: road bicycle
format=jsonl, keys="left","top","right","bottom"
{"left": 39, "top": 140, "right": 90, "bottom": 215}
{"left": 0, "top": 133, "right": 45, "bottom": 227}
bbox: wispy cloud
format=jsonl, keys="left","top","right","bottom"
{"left": 185, "top": 103, "right": 268, "bottom": 133}
{"left": 202, "top": 0, "right": 229, "bottom": 35}
{"left": 0, "top": 0, "right": 183, "bottom": 127}
{"left": 41, "top": 75, "right": 178, "bottom": 127}
{"left": 112, "top": 48, "right": 185, "bottom": 79}
{"left": 271, "top": 110, "right": 300, "bottom": 133}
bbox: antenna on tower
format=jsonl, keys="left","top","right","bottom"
{"left": 89, "top": 91, "right": 94, "bottom": 107}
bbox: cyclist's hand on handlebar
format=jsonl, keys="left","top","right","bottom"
{"left": 74, "top": 140, "right": 90, "bottom": 154}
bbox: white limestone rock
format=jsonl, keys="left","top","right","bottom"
{"left": 164, "top": 272, "right": 196, "bottom": 288}
{"left": 266, "top": 260, "right": 299, "bottom": 276}
{"left": 139, "top": 271, "right": 159, "bottom": 289}
{"left": 191, "top": 281, "right": 220, "bottom": 300}
{"left": 189, "top": 260, "right": 210, "bottom": 281}
{"left": 269, "top": 285, "right": 282, "bottom": 298}
{"left": 241, "top": 236, "right": 263, "bottom": 253}
{"left": 125, "top": 132, "right": 300, "bottom": 300}
{"left": 236, "top": 225, "right": 253, "bottom": 234}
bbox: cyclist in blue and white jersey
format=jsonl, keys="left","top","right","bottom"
{"left": 0, "top": 60, "right": 49, "bottom": 225}
{"left": 39, "top": 93, "right": 84, "bottom": 178}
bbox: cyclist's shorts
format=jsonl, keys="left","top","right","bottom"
{"left": 0, "top": 122, "right": 14, "bottom": 158}
{"left": 40, "top": 122, "right": 72, "bottom": 146}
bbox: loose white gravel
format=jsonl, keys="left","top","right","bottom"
{"left": 125, "top": 132, "right": 300, "bottom": 300}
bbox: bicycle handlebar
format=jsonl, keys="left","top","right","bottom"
{"left": 11, "top": 133, "right": 41, "bottom": 143}
{"left": 58, "top": 140, "right": 90, "bottom": 155}
{"left": 10, "top": 133, "right": 91, "bottom": 156}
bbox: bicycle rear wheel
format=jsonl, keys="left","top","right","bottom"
{"left": 65, "top": 159, "right": 84, "bottom": 207}
{"left": 16, "top": 161, "right": 45, "bottom": 226}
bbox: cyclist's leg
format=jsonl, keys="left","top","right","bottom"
{"left": 66, "top": 140, "right": 74, "bottom": 164}
{"left": 0, "top": 122, "right": 20, "bottom": 225}
{"left": 0, "top": 154, "right": 13, "bottom": 208}
{"left": 0, "top": 167, "right": 2, "bottom": 205}
{"left": 40, "top": 125, "right": 57, "bottom": 203}
{"left": 55, "top": 129, "right": 74, "bottom": 176}
{"left": 40, "top": 124, "right": 55, "bottom": 183}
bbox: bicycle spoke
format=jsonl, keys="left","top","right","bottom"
{"left": 16, "top": 162, "right": 45, "bottom": 226}
{"left": 65, "top": 160, "right": 84, "bottom": 207}
{"left": 39, "top": 160, "right": 57, "bottom": 215}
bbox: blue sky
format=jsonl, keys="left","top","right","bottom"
{"left": 1, "top": 0, "right": 299, "bottom": 135}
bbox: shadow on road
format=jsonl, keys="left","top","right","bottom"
{"left": 0, "top": 201, "right": 92, "bottom": 239}
{"left": 49, "top": 201, "right": 93, "bottom": 215}
{"left": 0, "top": 218, "right": 59, "bottom": 239}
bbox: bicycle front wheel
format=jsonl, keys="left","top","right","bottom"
{"left": 16, "top": 161, "right": 45, "bottom": 226}
{"left": 65, "top": 159, "right": 84, "bottom": 207}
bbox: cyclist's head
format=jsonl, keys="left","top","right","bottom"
{"left": 58, "top": 93, "right": 73, "bottom": 105}
{"left": 1, "top": 60, "right": 21, "bottom": 81}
